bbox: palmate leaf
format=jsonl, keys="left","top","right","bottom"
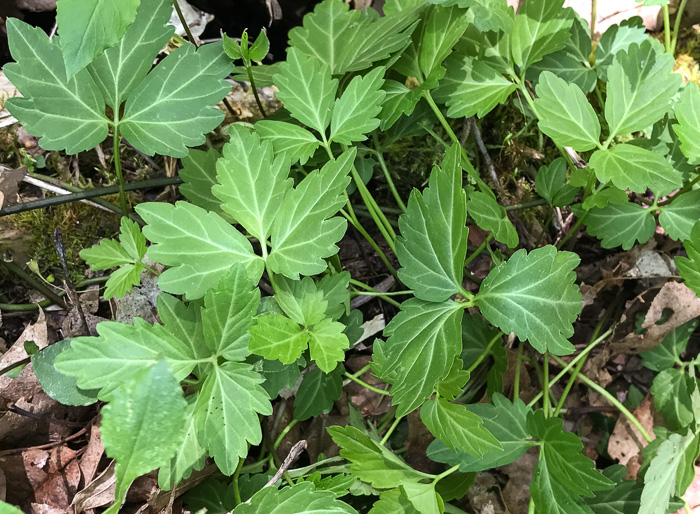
{"left": 178, "top": 148, "right": 225, "bottom": 215}
{"left": 55, "top": 318, "right": 199, "bottom": 396}
{"left": 56, "top": 0, "right": 139, "bottom": 78}
{"left": 249, "top": 313, "right": 310, "bottom": 364}
{"left": 589, "top": 144, "right": 681, "bottom": 197}
{"left": 375, "top": 299, "right": 464, "bottom": 416}
{"left": 673, "top": 85, "right": 700, "bottom": 164}
{"left": 102, "top": 361, "right": 187, "bottom": 509}
{"left": 510, "top": 0, "right": 573, "bottom": 72}
{"left": 119, "top": 43, "right": 231, "bottom": 157}
{"left": 427, "top": 394, "right": 534, "bottom": 472}
{"left": 582, "top": 202, "right": 655, "bottom": 250}
{"left": 677, "top": 222, "right": 700, "bottom": 297}
{"left": 432, "top": 55, "right": 517, "bottom": 118}
{"left": 267, "top": 150, "right": 354, "bottom": 279}
{"left": 530, "top": 458, "right": 591, "bottom": 514}
{"left": 396, "top": 144, "right": 467, "bottom": 301}
{"left": 136, "top": 201, "right": 264, "bottom": 299}
{"left": 201, "top": 265, "right": 260, "bottom": 361}
{"left": 605, "top": 39, "right": 681, "bottom": 138}
{"left": 534, "top": 71, "right": 601, "bottom": 151}
{"left": 194, "top": 362, "right": 272, "bottom": 475}
{"left": 4, "top": 19, "right": 109, "bottom": 154}
{"left": 328, "top": 426, "right": 426, "bottom": 489}
{"left": 157, "top": 294, "right": 210, "bottom": 363}
{"left": 420, "top": 397, "right": 500, "bottom": 457}
{"left": 274, "top": 48, "right": 338, "bottom": 135}
{"left": 294, "top": 366, "right": 344, "bottom": 421}
{"left": 330, "top": 67, "right": 386, "bottom": 145}
{"left": 420, "top": 5, "right": 468, "bottom": 78}
{"left": 467, "top": 191, "right": 518, "bottom": 248}
{"left": 213, "top": 125, "right": 291, "bottom": 242}
{"left": 255, "top": 120, "right": 320, "bottom": 166}
{"left": 87, "top": 0, "right": 174, "bottom": 110}
{"left": 595, "top": 18, "right": 647, "bottom": 82}
{"left": 288, "top": 0, "right": 418, "bottom": 75}
{"left": 476, "top": 246, "right": 581, "bottom": 355}
{"left": 234, "top": 482, "right": 357, "bottom": 514}
{"left": 274, "top": 275, "right": 328, "bottom": 326}
{"left": 308, "top": 318, "right": 349, "bottom": 373}
{"left": 659, "top": 191, "right": 700, "bottom": 241}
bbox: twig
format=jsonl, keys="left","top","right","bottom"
{"left": 0, "top": 259, "right": 68, "bottom": 310}
{"left": 23, "top": 175, "right": 112, "bottom": 213}
{"left": 265, "top": 440, "right": 307, "bottom": 488}
{"left": 470, "top": 118, "right": 501, "bottom": 190}
{"left": 0, "top": 426, "right": 88, "bottom": 456}
{"left": 54, "top": 228, "right": 89, "bottom": 335}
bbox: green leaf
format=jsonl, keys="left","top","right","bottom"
{"left": 660, "top": 191, "right": 700, "bottom": 241}
{"left": 57, "top": 0, "right": 140, "bottom": 77}
{"left": 476, "top": 246, "right": 581, "bottom": 355}
{"left": 677, "top": 222, "right": 700, "bottom": 297}
{"left": 589, "top": 144, "right": 681, "bottom": 197}
{"left": 249, "top": 30, "right": 270, "bottom": 63}
{"left": 305, "top": 473, "right": 357, "bottom": 498}
{"left": 317, "top": 272, "right": 351, "bottom": 320}
{"left": 234, "top": 482, "right": 357, "bottom": 514}
{"left": 194, "top": 362, "right": 272, "bottom": 475}
{"left": 309, "top": 318, "right": 349, "bottom": 373}
{"left": 531, "top": 458, "right": 591, "bottom": 513}
{"left": 641, "top": 320, "right": 697, "bottom": 371}
{"left": 370, "top": 489, "right": 421, "bottom": 514}
{"left": 581, "top": 187, "right": 629, "bottom": 211}
{"left": 510, "top": 0, "right": 573, "bottom": 72}
{"left": 249, "top": 313, "right": 310, "bottom": 364}
{"left": 651, "top": 369, "right": 695, "bottom": 430}
{"left": 467, "top": 0, "right": 514, "bottom": 33}
{"left": 157, "top": 293, "right": 209, "bottom": 363}
{"left": 223, "top": 33, "right": 243, "bottom": 60}
{"left": 436, "top": 358, "right": 470, "bottom": 401}
{"left": 256, "top": 357, "right": 303, "bottom": 399}
{"left": 288, "top": 0, "right": 418, "bottom": 75}
{"left": 376, "top": 299, "right": 463, "bottom": 416}
{"left": 400, "top": 482, "right": 442, "bottom": 514}
{"left": 267, "top": 150, "right": 354, "bottom": 279}
{"left": 87, "top": 0, "right": 174, "bottom": 111}
{"left": 582, "top": 202, "right": 655, "bottom": 250}
{"left": 535, "top": 158, "right": 580, "bottom": 207}
{"left": 534, "top": 71, "right": 601, "bottom": 151}
{"left": 158, "top": 399, "right": 207, "bottom": 490}
{"left": 274, "top": 275, "right": 327, "bottom": 326}
{"left": 119, "top": 43, "right": 231, "bottom": 157}
{"left": 529, "top": 410, "right": 615, "bottom": 497}
{"left": 605, "top": 39, "right": 681, "bottom": 138}
{"left": 4, "top": 19, "right": 109, "bottom": 154}
{"left": 0, "top": 502, "right": 23, "bottom": 514}
{"left": 137, "top": 201, "right": 263, "bottom": 299}
{"left": 80, "top": 238, "right": 131, "bottom": 270}
{"left": 595, "top": 18, "right": 648, "bottom": 82}
{"left": 427, "top": 394, "right": 533, "bottom": 472}
{"left": 294, "top": 366, "right": 344, "bottom": 421}
{"left": 179, "top": 148, "right": 225, "bottom": 215}
{"left": 54, "top": 318, "right": 198, "bottom": 396}
{"left": 255, "top": 120, "right": 320, "bottom": 166}
{"left": 102, "top": 360, "right": 187, "bottom": 507}
{"left": 213, "top": 125, "right": 291, "bottom": 242}
{"left": 673, "top": 85, "right": 700, "bottom": 164}
{"left": 420, "top": 5, "right": 468, "bottom": 78}
{"left": 274, "top": 48, "right": 338, "bottom": 135}
{"left": 328, "top": 425, "right": 426, "bottom": 489}
{"left": 330, "top": 67, "right": 386, "bottom": 145}
{"left": 32, "top": 339, "right": 99, "bottom": 406}
{"left": 396, "top": 144, "right": 467, "bottom": 301}
{"left": 433, "top": 56, "right": 516, "bottom": 118}
{"left": 467, "top": 190, "right": 518, "bottom": 248}
{"left": 421, "top": 396, "right": 500, "bottom": 457}
{"left": 640, "top": 431, "right": 697, "bottom": 514}
{"left": 201, "top": 265, "right": 260, "bottom": 361}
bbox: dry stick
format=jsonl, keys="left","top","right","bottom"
{"left": 23, "top": 175, "right": 113, "bottom": 213}
{"left": 0, "top": 259, "right": 68, "bottom": 310}
{"left": 171, "top": 0, "right": 236, "bottom": 117}
{"left": 54, "top": 228, "right": 89, "bottom": 336}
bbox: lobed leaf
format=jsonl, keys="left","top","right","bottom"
{"left": 467, "top": 191, "right": 518, "bottom": 248}
{"left": 641, "top": 320, "right": 698, "bottom": 372}
{"left": 249, "top": 313, "right": 310, "bottom": 364}
{"left": 255, "top": 120, "right": 320, "bottom": 166}
{"left": 582, "top": 202, "right": 655, "bottom": 250}
{"left": 673, "top": 85, "right": 700, "bottom": 164}
{"left": 651, "top": 369, "right": 695, "bottom": 430}
{"left": 330, "top": 67, "right": 386, "bottom": 145}
{"left": 32, "top": 339, "right": 99, "bottom": 406}
{"left": 476, "top": 246, "right": 581, "bottom": 355}
{"left": 158, "top": 400, "right": 207, "bottom": 490}
{"left": 234, "top": 482, "right": 357, "bottom": 514}
{"left": 659, "top": 190, "right": 700, "bottom": 241}
{"left": 419, "top": 5, "right": 468, "bottom": 78}
{"left": 178, "top": 148, "right": 225, "bottom": 215}
{"left": 677, "top": 222, "right": 700, "bottom": 297}
{"left": 595, "top": 18, "right": 647, "bottom": 82}
{"left": 308, "top": 318, "right": 349, "bottom": 373}
{"left": 137, "top": 201, "right": 263, "bottom": 300}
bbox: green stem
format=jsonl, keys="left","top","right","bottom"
{"left": 556, "top": 213, "right": 587, "bottom": 250}
{"left": 112, "top": 127, "right": 129, "bottom": 216}
{"left": 550, "top": 354, "right": 653, "bottom": 443}
{"left": 274, "top": 419, "right": 298, "bottom": 450}
{"left": 528, "top": 497, "right": 536, "bottom": 514}
{"left": 514, "top": 343, "right": 524, "bottom": 400}
{"left": 504, "top": 198, "right": 549, "bottom": 212}
{"left": 232, "top": 457, "right": 245, "bottom": 505}
{"left": 344, "top": 372, "right": 391, "bottom": 396}
{"left": 671, "top": 0, "right": 689, "bottom": 54}
{"left": 432, "top": 464, "right": 460, "bottom": 484}
{"left": 371, "top": 134, "right": 406, "bottom": 212}
{"left": 464, "top": 234, "right": 493, "bottom": 266}
{"left": 173, "top": 0, "right": 197, "bottom": 45}
{"left": 421, "top": 91, "right": 492, "bottom": 194}
{"left": 0, "top": 259, "right": 68, "bottom": 310}
{"left": 590, "top": 0, "right": 598, "bottom": 44}
{"left": 465, "top": 332, "right": 502, "bottom": 374}
{"left": 351, "top": 290, "right": 412, "bottom": 297}
{"left": 664, "top": 4, "right": 672, "bottom": 53}
{"left": 0, "top": 356, "right": 30, "bottom": 377}
{"left": 380, "top": 416, "right": 402, "bottom": 445}
{"left": 339, "top": 209, "right": 399, "bottom": 279}
{"left": 246, "top": 64, "right": 267, "bottom": 117}
{"left": 543, "top": 353, "right": 550, "bottom": 417}
{"left": 659, "top": 172, "right": 700, "bottom": 206}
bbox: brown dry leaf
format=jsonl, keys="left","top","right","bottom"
{"left": 465, "top": 471, "right": 508, "bottom": 514}
{"left": 0, "top": 455, "right": 34, "bottom": 507}
{"left": 79, "top": 424, "right": 104, "bottom": 487}
{"left": 23, "top": 446, "right": 80, "bottom": 510}
{"left": 612, "top": 282, "right": 700, "bottom": 354}
{"left": 607, "top": 397, "right": 655, "bottom": 480}
{"left": 501, "top": 451, "right": 538, "bottom": 514}
{"left": 0, "top": 166, "right": 26, "bottom": 209}
{"left": 30, "top": 504, "right": 70, "bottom": 514}
{"left": 72, "top": 461, "right": 115, "bottom": 513}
